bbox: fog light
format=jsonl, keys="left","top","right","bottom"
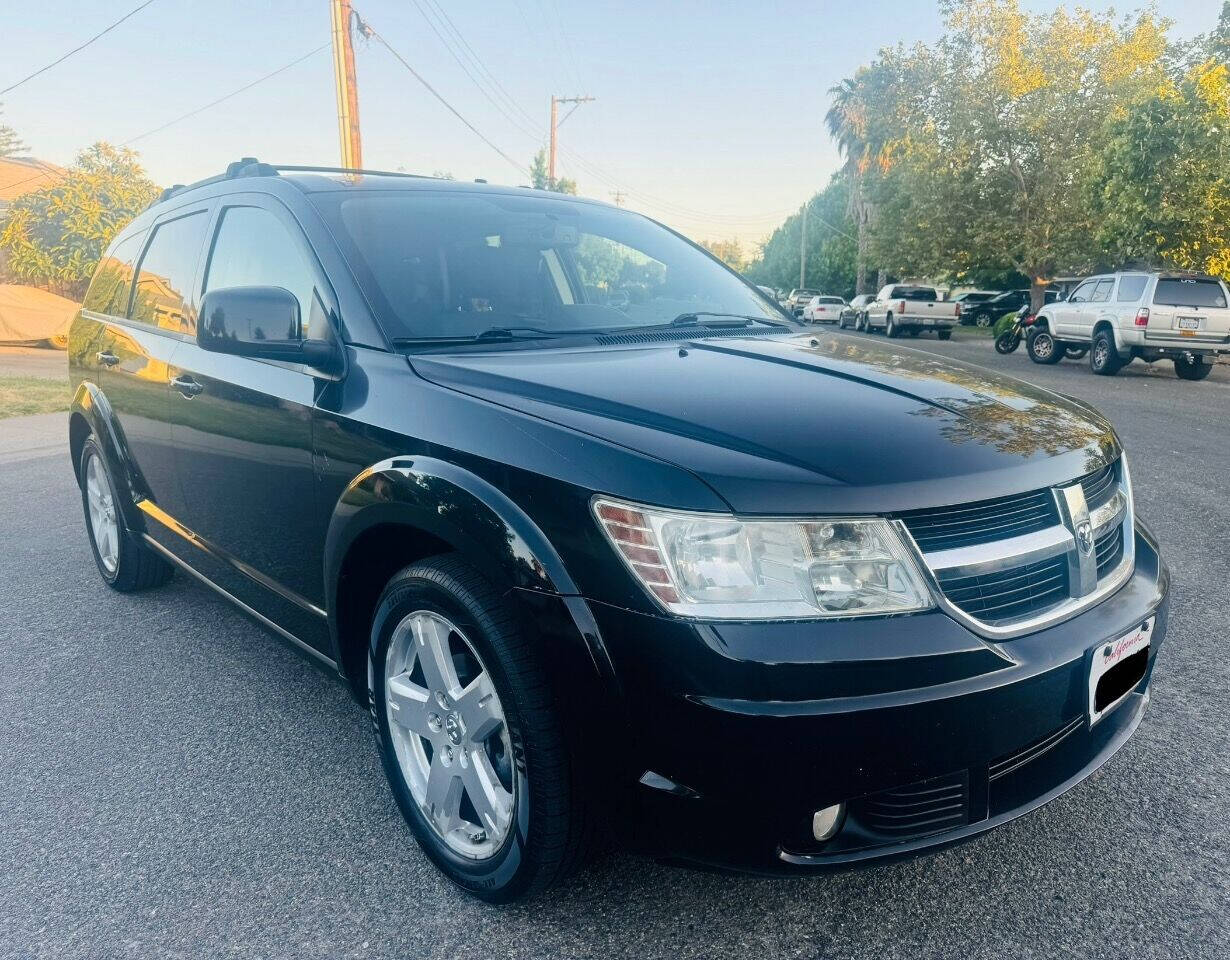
{"left": 812, "top": 803, "right": 845, "bottom": 842}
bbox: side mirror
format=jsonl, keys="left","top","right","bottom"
{"left": 199, "top": 286, "right": 341, "bottom": 375}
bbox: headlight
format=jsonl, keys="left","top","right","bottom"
{"left": 593, "top": 498, "right": 934, "bottom": 619}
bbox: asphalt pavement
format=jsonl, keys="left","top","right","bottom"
{"left": 1, "top": 329, "right": 1228, "bottom": 959}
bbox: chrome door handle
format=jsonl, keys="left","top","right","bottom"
{"left": 170, "top": 375, "right": 204, "bottom": 398}
{"left": 97, "top": 351, "right": 120, "bottom": 366}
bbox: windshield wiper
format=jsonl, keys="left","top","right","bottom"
{"left": 669, "top": 312, "right": 791, "bottom": 328}
{"left": 392, "top": 326, "right": 561, "bottom": 347}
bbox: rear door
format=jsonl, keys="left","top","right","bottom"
{"left": 167, "top": 194, "right": 338, "bottom": 651}
{"left": 1146, "top": 276, "right": 1230, "bottom": 347}
{"left": 99, "top": 205, "right": 213, "bottom": 529}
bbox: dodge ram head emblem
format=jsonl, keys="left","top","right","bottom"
{"left": 1076, "top": 520, "right": 1095, "bottom": 556}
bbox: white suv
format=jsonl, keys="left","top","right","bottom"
{"left": 1029, "top": 272, "right": 1230, "bottom": 380}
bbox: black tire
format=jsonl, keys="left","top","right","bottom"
{"left": 937, "top": 329, "right": 952, "bottom": 341}
{"left": 885, "top": 313, "right": 899, "bottom": 338}
{"left": 1174, "top": 354, "right": 1214, "bottom": 381}
{"left": 1089, "top": 329, "right": 1123, "bottom": 376}
{"left": 369, "top": 556, "right": 593, "bottom": 902}
{"left": 995, "top": 331, "right": 1021, "bottom": 354}
{"left": 1027, "top": 326, "right": 1064, "bottom": 365}
{"left": 78, "top": 437, "right": 173, "bottom": 591}
{"left": 855, "top": 312, "right": 866, "bottom": 332}
{"left": 974, "top": 313, "right": 993, "bottom": 328}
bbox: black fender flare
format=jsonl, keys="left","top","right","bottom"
{"left": 69, "top": 381, "right": 148, "bottom": 535}
{"left": 324, "top": 456, "right": 616, "bottom": 689}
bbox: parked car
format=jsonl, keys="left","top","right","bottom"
{"left": 801, "top": 295, "right": 846, "bottom": 324}
{"left": 961, "top": 289, "right": 1030, "bottom": 327}
{"left": 1029, "top": 271, "right": 1230, "bottom": 379}
{"left": 69, "top": 159, "right": 1167, "bottom": 902}
{"left": 785, "top": 287, "right": 821, "bottom": 317}
{"left": 838, "top": 294, "right": 875, "bottom": 329}
{"left": 864, "top": 284, "right": 960, "bottom": 338}
{"left": 953, "top": 290, "right": 998, "bottom": 310}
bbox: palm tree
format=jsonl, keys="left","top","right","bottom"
{"left": 826, "top": 77, "right": 874, "bottom": 294}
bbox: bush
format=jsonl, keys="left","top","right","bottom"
{"left": 992, "top": 311, "right": 1021, "bottom": 337}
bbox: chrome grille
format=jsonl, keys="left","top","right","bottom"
{"left": 936, "top": 554, "right": 1069, "bottom": 625}
{"left": 1081, "top": 464, "right": 1116, "bottom": 510}
{"left": 905, "top": 457, "right": 1134, "bottom": 638}
{"left": 900, "top": 489, "right": 1059, "bottom": 552}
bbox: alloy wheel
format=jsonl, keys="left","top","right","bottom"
{"left": 85, "top": 452, "right": 119, "bottom": 574}
{"left": 384, "top": 610, "right": 515, "bottom": 860}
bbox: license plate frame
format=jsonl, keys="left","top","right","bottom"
{"left": 1177, "top": 316, "right": 1201, "bottom": 331}
{"left": 1088, "top": 619, "right": 1152, "bottom": 726}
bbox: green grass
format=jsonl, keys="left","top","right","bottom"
{"left": 0, "top": 375, "right": 70, "bottom": 419}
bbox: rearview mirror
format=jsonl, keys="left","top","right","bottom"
{"left": 199, "top": 286, "right": 341, "bottom": 374}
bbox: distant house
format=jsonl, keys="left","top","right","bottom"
{"left": 0, "top": 156, "right": 63, "bottom": 213}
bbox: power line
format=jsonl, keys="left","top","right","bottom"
{"left": 0, "top": 0, "right": 160, "bottom": 96}
{"left": 363, "top": 24, "right": 528, "bottom": 176}
{"left": 121, "top": 44, "right": 329, "bottom": 146}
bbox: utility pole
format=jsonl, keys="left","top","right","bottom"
{"left": 549, "top": 94, "right": 595, "bottom": 183}
{"left": 331, "top": 0, "right": 363, "bottom": 170}
{"left": 609, "top": 190, "right": 626, "bottom": 207}
{"left": 799, "top": 201, "right": 808, "bottom": 288}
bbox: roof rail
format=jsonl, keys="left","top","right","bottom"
{"left": 270, "top": 164, "right": 435, "bottom": 180}
{"left": 151, "top": 157, "right": 280, "bottom": 206}
{"left": 149, "top": 159, "right": 450, "bottom": 209}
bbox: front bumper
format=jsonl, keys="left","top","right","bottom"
{"left": 582, "top": 525, "right": 1168, "bottom": 873}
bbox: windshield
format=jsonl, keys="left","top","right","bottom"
{"left": 311, "top": 190, "right": 785, "bottom": 341}
{"left": 1154, "top": 278, "right": 1227, "bottom": 308}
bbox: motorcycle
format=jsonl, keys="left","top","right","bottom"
{"left": 995, "top": 304, "right": 1033, "bottom": 354}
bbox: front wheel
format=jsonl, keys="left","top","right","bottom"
{"left": 370, "top": 556, "right": 593, "bottom": 902}
{"left": 855, "top": 312, "right": 867, "bottom": 332}
{"left": 1027, "top": 327, "right": 1064, "bottom": 365}
{"left": 937, "top": 329, "right": 952, "bottom": 341}
{"left": 1174, "top": 354, "right": 1213, "bottom": 381}
{"left": 995, "top": 331, "right": 1022, "bottom": 354}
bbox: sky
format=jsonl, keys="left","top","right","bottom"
{"left": 0, "top": 0, "right": 1224, "bottom": 245}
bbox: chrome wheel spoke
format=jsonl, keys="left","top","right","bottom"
{"left": 386, "top": 673, "right": 432, "bottom": 737}
{"left": 411, "top": 614, "right": 461, "bottom": 698}
{"left": 424, "top": 756, "right": 464, "bottom": 832}
{"left": 455, "top": 671, "right": 502, "bottom": 743}
{"left": 462, "top": 748, "right": 512, "bottom": 837}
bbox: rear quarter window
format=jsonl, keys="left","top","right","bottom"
{"left": 130, "top": 211, "right": 210, "bottom": 334}
{"left": 1153, "top": 278, "right": 1228, "bottom": 309}
{"left": 1115, "top": 276, "right": 1148, "bottom": 302}
{"left": 82, "top": 231, "right": 145, "bottom": 316}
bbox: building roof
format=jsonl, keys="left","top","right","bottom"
{"left": 0, "top": 156, "right": 64, "bottom": 205}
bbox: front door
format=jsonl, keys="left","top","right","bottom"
{"left": 1053, "top": 278, "right": 1097, "bottom": 337}
{"left": 168, "top": 197, "right": 337, "bottom": 653}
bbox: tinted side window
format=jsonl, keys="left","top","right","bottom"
{"left": 130, "top": 212, "right": 209, "bottom": 333}
{"left": 82, "top": 231, "right": 145, "bottom": 315}
{"left": 204, "top": 205, "right": 326, "bottom": 340}
{"left": 1115, "top": 276, "right": 1148, "bottom": 302}
{"left": 1090, "top": 279, "right": 1114, "bottom": 302}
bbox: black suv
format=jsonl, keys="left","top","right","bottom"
{"left": 961, "top": 289, "right": 1030, "bottom": 326}
{"left": 69, "top": 160, "right": 1168, "bottom": 902}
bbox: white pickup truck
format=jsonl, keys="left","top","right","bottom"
{"left": 1029, "top": 271, "right": 1230, "bottom": 381}
{"left": 863, "top": 284, "right": 960, "bottom": 339}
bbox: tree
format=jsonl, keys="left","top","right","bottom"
{"left": 843, "top": 0, "right": 1172, "bottom": 307}
{"left": 747, "top": 174, "right": 860, "bottom": 297}
{"left": 0, "top": 104, "right": 24, "bottom": 157}
{"left": 698, "top": 237, "right": 749, "bottom": 272}
{"left": 529, "top": 148, "right": 577, "bottom": 195}
{"left": 1091, "top": 60, "right": 1230, "bottom": 280}
{"left": 0, "top": 142, "right": 158, "bottom": 297}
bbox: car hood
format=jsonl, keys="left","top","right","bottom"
{"left": 411, "top": 332, "right": 1119, "bottom": 514}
